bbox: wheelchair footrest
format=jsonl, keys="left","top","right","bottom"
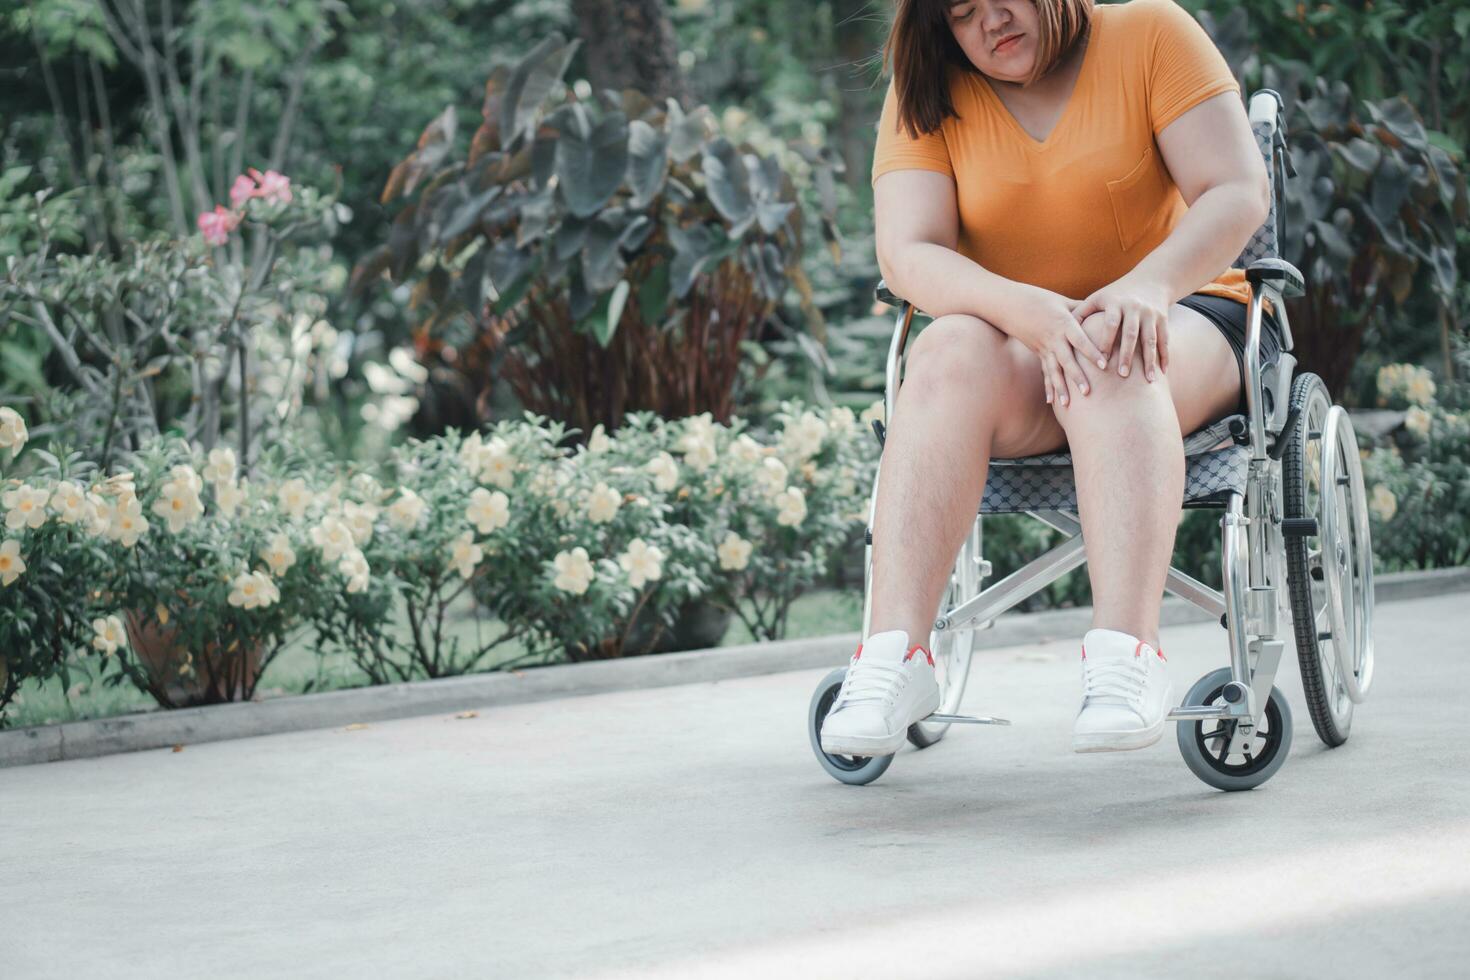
{"left": 1168, "top": 705, "right": 1235, "bottom": 721}
{"left": 923, "top": 713, "right": 1011, "bottom": 726}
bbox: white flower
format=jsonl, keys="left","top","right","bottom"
{"left": 676, "top": 414, "right": 719, "bottom": 472}
{"left": 829, "top": 406, "right": 857, "bottom": 430}
{"left": 756, "top": 457, "right": 788, "bottom": 497}
{"left": 277, "top": 477, "right": 313, "bottom": 519}
{"left": 587, "top": 424, "right": 611, "bottom": 454}
{"left": 49, "top": 481, "right": 89, "bottom": 525}
{"left": 0, "top": 538, "right": 25, "bottom": 586}
{"left": 387, "top": 488, "right": 427, "bottom": 530}
{"left": 168, "top": 463, "right": 204, "bottom": 496}
{"left": 587, "top": 482, "right": 622, "bottom": 524}
{"left": 107, "top": 493, "right": 150, "bottom": 547}
{"left": 202, "top": 447, "right": 238, "bottom": 485}
{"left": 0, "top": 407, "right": 28, "bottom": 459}
{"left": 310, "top": 516, "right": 356, "bottom": 562}
{"left": 91, "top": 614, "right": 127, "bottom": 655}
{"left": 1369, "top": 483, "right": 1397, "bottom": 523}
{"left": 151, "top": 470, "right": 205, "bottom": 533}
{"left": 83, "top": 491, "right": 111, "bottom": 537}
{"left": 341, "top": 500, "right": 378, "bottom": 546}
{"left": 717, "top": 531, "right": 752, "bottom": 571}
{"left": 339, "top": 547, "right": 371, "bottom": 593}
{"left": 774, "top": 486, "right": 807, "bottom": 527}
{"left": 646, "top": 452, "right": 680, "bottom": 493}
{"left": 3, "top": 485, "right": 50, "bottom": 531}
{"left": 261, "top": 532, "right": 296, "bottom": 577}
{"left": 682, "top": 437, "right": 718, "bottom": 473}
{"left": 449, "top": 531, "right": 483, "bottom": 580}
{"left": 1404, "top": 405, "right": 1432, "bottom": 438}
{"left": 552, "top": 546, "right": 596, "bottom": 594}
{"left": 228, "top": 570, "right": 279, "bottom": 610}
{"left": 462, "top": 433, "right": 517, "bottom": 488}
{"left": 214, "top": 480, "right": 247, "bottom": 518}
{"left": 1405, "top": 373, "right": 1437, "bottom": 407}
{"left": 730, "top": 434, "right": 763, "bottom": 465}
{"left": 618, "top": 538, "right": 665, "bottom": 588}
{"left": 779, "top": 411, "right": 828, "bottom": 461}
{"left": 860, "top": 399, "right": 885, "bottom": 426}
{"left": 466, "top": 487, "right": 510, "bottom": 534}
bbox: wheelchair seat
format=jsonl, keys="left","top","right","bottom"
{"left": 982, "top": 413, "right": 1247, "bottom": 514}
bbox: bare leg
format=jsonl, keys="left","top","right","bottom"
{"left": 1054, "top": 304, "right": 1244, "bottom": 650}
{"left": 867, "top": 314, "right": 1068, "bottom": 645}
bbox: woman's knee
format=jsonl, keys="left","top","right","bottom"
{"left": 905, "top": 314, "right": 1012, "bottom": 397}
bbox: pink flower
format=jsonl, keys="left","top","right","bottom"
{"left": 229, "top": 173, "right": 258, "bottom": 209}
{"left": 197, "top": 205, "right": 240, "bottom": 245}
{"left": 247, "top": 167, "right": 292, "bottom": 205}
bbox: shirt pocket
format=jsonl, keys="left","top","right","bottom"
{"left": 1106, "top": 145, "right": 1168, "bottom": 252}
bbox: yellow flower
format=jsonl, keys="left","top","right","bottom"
{"left": 466, "top": 487, "right": 510, "bottom": 534}
{"left": 310, "top": 516, "right": 356, "bottom": 562}
{"left": 339, "top": 547, "right": 370, "bottom": 593}
{"left": 775, "top": 486, "right": 807, "bottom": 527}
{"left": 386, "top": 488, "right": 427, "bottom": 531}
{"left": 277, "top": 477, "right": 313, "bottom": 519}
{"left": 49, "top": 481, "right": 89, "bottom": 524}
{"left": 1369, "top": 483, "right": 1397, "bottom": 523}
{"left": 717, "top": 531, "right": 752, "bottom": 571}
{"left": 618, "top": 538, "right": 664, "bottom": 588}
{"left": 646, "top": 452, "right": 680, "bottom": 493}
{"left": 0, "top": 538, "right": 26, "bottom": 586}
{"left": 587, "top": 482, "right": 622, "bottom": 524}
{"left": 3, "top": 485, "right": 51, "bottom": 531}
{"left": 552, "top": 546, "right": 595, "bottom": 594}
{"left": 0, "top": 406, "right": 28, "bottom": 459}
{"left": 261, "top": 532, "right": 296, "bottom": 577}
{"left": 91, "top": 614, "right": 127, "bottom": 655}
{"left": 449, "top": 531, "right": 483, "bottom": 580}
{"left": 202, "top": 447, "right": 238, "bottom": 485}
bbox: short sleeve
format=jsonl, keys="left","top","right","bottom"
{"left": 1145, "top": 0, "right": 1241, "bottom": 138}
{"left": 871, "top": 78, "right": 953, "bottom": 186}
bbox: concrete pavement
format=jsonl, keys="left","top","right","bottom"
{"left": 3, "top": 591, "right": 1467, "bottom": 979}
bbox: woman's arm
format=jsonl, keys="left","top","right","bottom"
{"left": 874, "top": 168, "right": 1107, "bottom": 404}
{"left": 1071, "top": 91, "right": 1271, "bottom": 379}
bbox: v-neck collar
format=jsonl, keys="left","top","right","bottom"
{"left": 972, "top": 7, "right": 1104, "bottom": 151}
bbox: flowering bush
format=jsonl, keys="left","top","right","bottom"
{"left": 1360, "top": 352, "right": 1470, "bottom": 570}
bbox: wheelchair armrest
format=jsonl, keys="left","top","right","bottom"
{"left": 874, "top": 279, "right": 904, "bottom": 307}
{"left": 1246, "top": 258, "right": 1304, "bottom": 299}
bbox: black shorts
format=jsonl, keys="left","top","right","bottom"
{"left": 1176, "top": 292, "right": 1284, "bottom": 417}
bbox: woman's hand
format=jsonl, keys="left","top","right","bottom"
{"left": 1006, "top": 287, "right": 1110, "bottom": 408}
{"left": 1069, "top": 275, "right": 1173, "bottom": 381}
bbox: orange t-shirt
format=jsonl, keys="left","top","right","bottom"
{"left": 871, "top": 0, "right": 1262, "bottom": 310}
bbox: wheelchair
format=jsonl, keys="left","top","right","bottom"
{"left": 808, "top": 90, "right": 1376, "bottom": 792}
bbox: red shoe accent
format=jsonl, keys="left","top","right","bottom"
{"left": 1132, "top": 639, "right": 1167, "bottom": 661}
{"left": 1081, "top": 644, "right": 1087, "bottom": 660}
{"left": 853, "top": 643, "right": 862, "bottom": 661}
{"left": 903, "top": 644, "right": 934, "bottom": 667}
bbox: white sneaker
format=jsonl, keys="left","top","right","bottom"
{"left": 819, "top": 629, "right": 941, "bottom": 757}
{"left": 1072, "top": 628, "right": 1174, "bottom": 753}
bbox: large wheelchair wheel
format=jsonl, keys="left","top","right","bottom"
{"left": 1282, "top": 372, "right": 1376, "bottom": 747}
{"left": 907, "top": 528, "right": 980, "bottom": 749}
{"left": 1176, "top": 668, "right": 1294, "bottom": 791}
{"left": 808, "top": 667, "right": 895, "bottom": 785}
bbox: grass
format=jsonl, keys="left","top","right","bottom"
{"left": 3, "top": 587, "right": 863, "bottom": 730}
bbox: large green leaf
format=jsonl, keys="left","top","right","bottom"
{"left": 556, "top": 108, "right": 629, "bottom": 218}
{"left": 701, "top": 138, "right": 754, "bottom": 227}
{"left": 500, "top": 35, "right": 580, "bottom": 151}
{"left": 596, "top": 280, "right": 631, "bottom": 348}
{"left": 582, "top": 212, "right": 628, "bottom": 293}
{"left": 627, "top": 120, "right": 670, "bottom": 209}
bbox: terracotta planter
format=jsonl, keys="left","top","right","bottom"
{"left": 123, "top": 609, "right": 263, "bottom": 707}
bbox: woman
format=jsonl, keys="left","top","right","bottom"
{"left": 819, "top": 0, "right": 1285, "bottom": 758}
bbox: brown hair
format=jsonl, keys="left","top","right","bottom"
{"left": 881, "top": 0, "right": 1094, "bottom": 138}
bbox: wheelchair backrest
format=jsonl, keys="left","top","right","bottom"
{"left": 1232, "top": 89, "right": 1289, "bottom": 270}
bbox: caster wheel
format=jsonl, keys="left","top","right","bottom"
{"left": 1176, "top": 667, "right": 1293, "bottom": 791}
{"left": 809, "top": 667, "right": 895, "bottom": 785}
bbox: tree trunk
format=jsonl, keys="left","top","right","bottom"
{"left": 569, "top": 0, "right": 690, "bottom": 107}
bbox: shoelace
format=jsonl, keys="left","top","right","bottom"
{"left": 1081, "top": 658, "right": 1149, "bottom": 708}
{"left": 833, "top": 658, "right": 909, "bottom": 711}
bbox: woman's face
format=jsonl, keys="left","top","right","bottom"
{"left": 946, "top": 0, "right": 1041, "bottom": 84}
